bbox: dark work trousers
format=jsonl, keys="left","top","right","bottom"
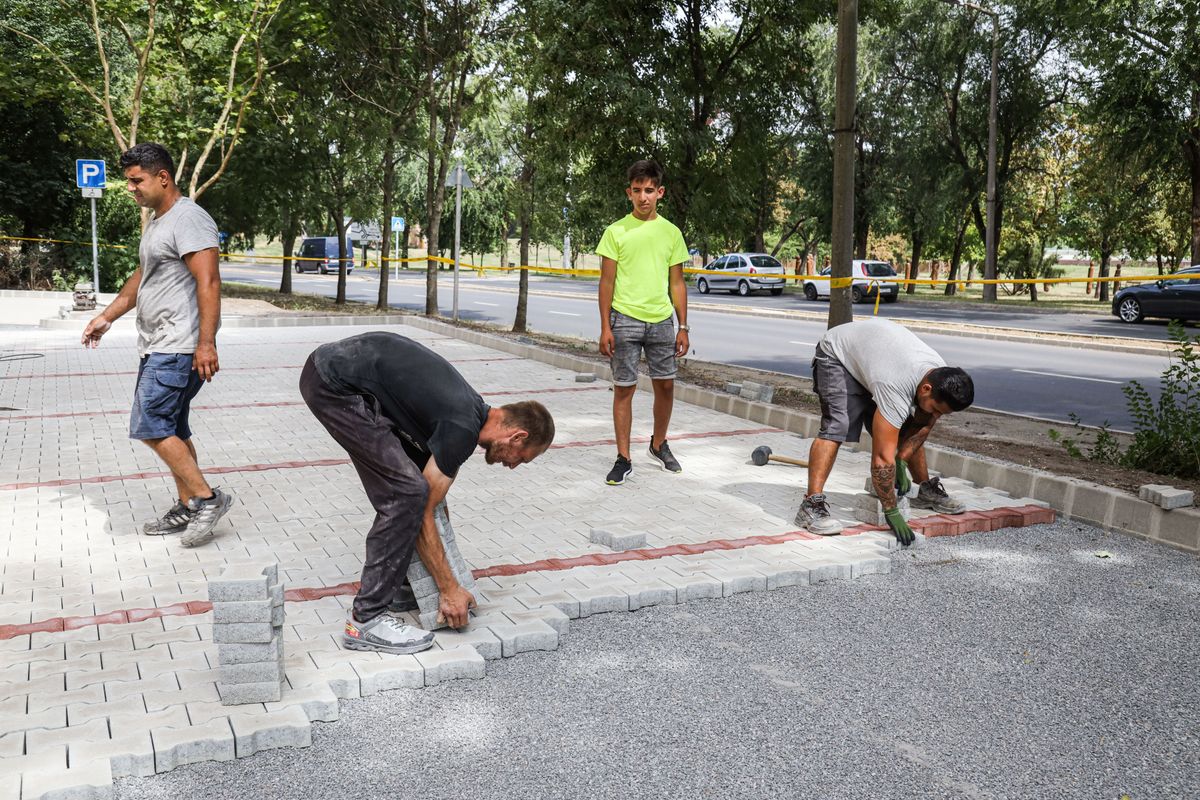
{"left": 299, "top": 356, "right": 428, "bottom": 622}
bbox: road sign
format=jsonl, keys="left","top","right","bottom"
{"left": 391, "top": 216, "right": 405, "bottom": 231}
{"left": 81, "top": 187, "right": 103, "bottom": 199}
{"left": 75, "top": 159, "right": 106, "bottom": 189}
{"left": 445, "top": 165, "right": 474, "bottom": 189}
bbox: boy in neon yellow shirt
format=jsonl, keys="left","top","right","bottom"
{"left": 596, "top": 159, "right": 690, "bottom": 485}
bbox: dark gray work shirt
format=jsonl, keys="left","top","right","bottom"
{"left": 311, "top": 332, "right": 489, "bottom": 477}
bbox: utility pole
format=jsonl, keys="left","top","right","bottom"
{"left": 982, "top": 10, "right": 1000, "bottom": 302}
{"left": 828, "top": 0, "right": 858, "bottom": 328}
{"left": 939, "top": 0, "right": 1000, "bottom": 301}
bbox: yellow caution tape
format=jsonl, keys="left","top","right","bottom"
{"left": 5, "top": 234, "right": 1189, "bottom": 286}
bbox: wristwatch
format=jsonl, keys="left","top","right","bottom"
{"left": 679, "top": 324, "right": 690, "bottom": 332}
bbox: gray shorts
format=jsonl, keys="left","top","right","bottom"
{"left": 609, "top": 310, "right": 676, "bottom": 386}
{"left": 812, "top": 344, "right": 876, "bottom": 443}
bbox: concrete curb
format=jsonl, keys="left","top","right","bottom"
{"left": 401, "top": 314, "right": 1199, "bottom": 556}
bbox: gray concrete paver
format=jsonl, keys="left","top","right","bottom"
{"left": 1, "top": 321, "right": 1046, "bottom": 795}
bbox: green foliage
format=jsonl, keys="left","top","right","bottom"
{"left": 1122, "top": 323, "right": 1200, "bottom": 479}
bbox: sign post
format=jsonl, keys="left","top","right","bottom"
{"left": 76, "top": 159, "right": 106, "bottom": 292}
{"left": 391, "top": 216, "right": 404, "bottom": 280}
{"left": 445, "top": 165, "right": 474, "bottom": 322}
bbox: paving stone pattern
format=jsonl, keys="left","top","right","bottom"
{"left": 0, "top": 321, "right": 1043, "bottom": 798}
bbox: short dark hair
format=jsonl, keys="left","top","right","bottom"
{"left": 119, "top": 143, "right": 175, "bottom": 179}
{"left": 501, "top": 401, "right": 555, "bottom": 449}
{"left": 928, "top": 367, "right": 974, "bottom": 411}
{"left": 627, "top": 159, "right": 664, "bottom": 187}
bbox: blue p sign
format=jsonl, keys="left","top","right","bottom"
{"left": 76, "top": 159, "right": 106, "bottom": 189}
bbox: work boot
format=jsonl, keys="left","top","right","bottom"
{"left": 911, "top": 477, "right": 966, "bottom": 514}
{"left": 647, "top": 439, "right": 682, "bottom": 473}
{"left": 343, "top": 612, "right": 434, "bottom": 655}
{"left": 605, "top": 455, "right": 633, "bottom": 485}
{"left": 181, "top": 488, "right": 234, "bottom": 547}
{"left": 143, "top": 500, "right": 194, "bottom": 536}
{"left": 795, "top": 493, "right": 844, "bottom": 535}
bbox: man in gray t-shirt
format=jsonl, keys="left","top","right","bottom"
{"left": 82, "top": 143, "right": 234, "bottom": 548}
{"left": 795, "top": 318, "right": 975, "bottom": 545}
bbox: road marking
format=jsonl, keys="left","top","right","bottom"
{"left": 1011, "top": 368, "right": 1122, "bottom": 384}
{"left": 789, "top": 341, "right": 815, "bottom": 346}
{"left": 475, "top": 301, "right": 499, "bottom": 307}
{"left": 548, "top": 311, "right": 581, "bottom": 317}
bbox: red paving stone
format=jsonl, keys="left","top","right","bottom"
{"left": 0, "top": 505, "right": 1044, "bottom": 640}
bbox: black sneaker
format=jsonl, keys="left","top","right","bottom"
{"left": 143, "top": 500, "right": 194, "bottom": 536}
{"left": 605, "top": 455, "right": 633, "bottom": 485}
{"left": 648, "top": 439, "right": 682, "bottom": 473}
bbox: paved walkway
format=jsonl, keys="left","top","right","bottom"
{"left": 0, "top": 318, "right": 1049, "bottom": 799}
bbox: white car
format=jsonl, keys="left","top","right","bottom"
{"left": 696, "top": 253, "right": 787, "bottom": 296}
{"left": 803, "top": 260, "right": 900, "bottom": 303}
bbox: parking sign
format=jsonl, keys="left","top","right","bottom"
{"left": 76, "top": 159, "right": 106, "bottom": 189}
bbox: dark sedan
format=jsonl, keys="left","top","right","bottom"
{"left": 1112, "top": 266, "right": 1200, "bottom": 323}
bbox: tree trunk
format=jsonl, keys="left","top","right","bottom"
{"left": 945, "top": 212, "right": 968, "bottom": 295}
{"left": 513, "top": 157, "right": 533, "bottom": 333}
{"left": 402, "top": 219, "right": 410, "bottom": 260}
{"left": 279, "top": 213, "right": 297, "bottom": 295}
{"left": 1098, "top": 242, "right": 1112, "bottom": 303}
{"left": 378, "top": 133, "right": 396, "bottom": 310}
{"left": 333, "top": 212, "right": 348, "bottom": 305}
{"left": 906, "top": 233, "right": 922, "bottom": 296}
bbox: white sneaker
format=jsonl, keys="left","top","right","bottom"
{"left": 343, "top": 612, "right": 434, "bottom": 654}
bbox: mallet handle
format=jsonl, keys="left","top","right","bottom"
{"left": 769, "top": 454, "right": 809, "bottom": 468}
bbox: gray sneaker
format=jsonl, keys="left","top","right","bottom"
{"left": 648, "top": 439, "right": 682, "bottom": 473}
{"left": 911, "top": 477, "right": 966, "bottom": 514}
{"left": 143, "top": 500, "right": 193, "bottom": 536}
{"left": 795, "top": 493, "right": 844, "bottom": 535}
{"left": 181, "top": 488, "right": 234, "bottom": 547}
{"left": 343, "top": 612, "right": 434, "bottom": 654}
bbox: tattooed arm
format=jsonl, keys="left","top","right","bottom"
{"left": 897, "top": 408, "right": 938, "bottom": 462}
{"left": 870, "top": 410, "right": 901, "bottom": 510}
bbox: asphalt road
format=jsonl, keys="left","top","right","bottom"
{"left": 114, "top": 520, "right": 1200, "bottom": 800}
{"left": 224, "top": 266, "right": 1167, "bottom": 430}
{"left": 522, "top": 275, "right": 1184, "bottom": 342}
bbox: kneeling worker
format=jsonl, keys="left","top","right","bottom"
{"left": 795, "top": 318, "right": 974, "bottom": 545}
{"left": 300, "top": 332, "right": 555, "bottom": 653}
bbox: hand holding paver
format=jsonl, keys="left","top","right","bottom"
{"left": 439, "top": 583, "right": 477, "bottom": 629}
{"left": 884, "top": 507, "right": 915, "bottom": 546}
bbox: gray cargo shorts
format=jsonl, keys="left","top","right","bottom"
{"left": 812, "top": 344, "right": 877, "bottom": 443}
{"left": 609, "top": 309, "right": 677, "bottom": 387}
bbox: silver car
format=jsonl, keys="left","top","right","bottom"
{"left": 696, "top": 252, "right": 787, "bottom": 296}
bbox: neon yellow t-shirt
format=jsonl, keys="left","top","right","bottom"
{"left": 596, "top": 214, "right": 689, "bottom": 323}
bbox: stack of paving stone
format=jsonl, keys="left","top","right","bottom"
{"left": 853, "top": 475, "right": 910, "bottom": 525}
{"left": 407, "top": 502, "right": 477, "bottom": 630}
{"left": 209, "top": 562, "right": 286, "bottom": 705}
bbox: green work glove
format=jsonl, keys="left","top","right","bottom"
{"left": 884, "top": 507, "right": 915, "bottom": 547}
{"left": 895, "top": 458, "right": 911, "bottom": 497}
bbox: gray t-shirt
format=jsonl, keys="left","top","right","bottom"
{"left": 136, "top": 196, "right": 220, "bottom": 357}
{"left": 818, "top": 318, "right": 945, "bottom": 429}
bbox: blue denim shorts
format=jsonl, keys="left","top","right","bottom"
{"left": 129, "top": 353, "right": 206, "bottom": 440}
